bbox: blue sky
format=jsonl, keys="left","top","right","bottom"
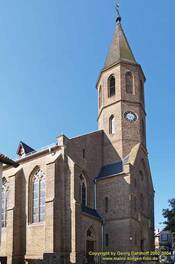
{"left": 0, "top": 0, "right": 174, "bottom": 229}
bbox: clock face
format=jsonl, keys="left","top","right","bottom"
{"left": 124, "top": 111, "right": 137, "bottom": 122}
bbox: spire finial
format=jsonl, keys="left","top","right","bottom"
{"left": 115, "top": 0, "right": 121, "bottom": 23}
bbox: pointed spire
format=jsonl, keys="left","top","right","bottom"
{"left": 104, "top": 19, "right": 136, "bottom": 69}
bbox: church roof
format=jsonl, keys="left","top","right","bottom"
{"left": 96, "top": 161, "right": 123, "bottom": 180}
{"left": 17, "top": 141, "right": 35, "bottom": 156}
{"left": 81, "top": 205, "right": 102, "bottom": 220}
{"left": 0, "top": 153, "right": 19, "bottom": 167}
{"left": 104, "top": 20, "right": 136, "bottom": 69}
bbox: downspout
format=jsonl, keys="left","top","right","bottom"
{"left": 101, "top": 220, "right": 104, "bottom": 251}
{"left": 94, "top": 179, "right": 104, "bottom": 252}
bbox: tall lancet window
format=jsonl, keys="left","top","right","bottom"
{"left": 2, "top": 178, "right": 8, "bottom": 227}
{"left": 32, "top": 169, "right": 46, "bottom": 223}
{"left": 108, "top": 75, "right": 116, "bottom": 97}
{"left": 125, "top": 71, "right": 133, "bottom": 94}
{"left": 80, "top": 174, "right": 87, "bottom": 206}
{"left": 109, "top": 115, "right": 115, "bottom": 134}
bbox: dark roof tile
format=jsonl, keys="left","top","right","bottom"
{"left": 81, "top": 205, "right": 102, "bottom": 220}
{"left": 96, "top": 161, "right": 123, "bottom": 180}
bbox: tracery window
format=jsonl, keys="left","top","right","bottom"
{"left": 108, "top": 75, "right": 115, "bottom": 97}
{"left": 125, "top": 71, "right": 133, "bottom": 94}
{"left": 109, "top": 115, "right": 115, "bottom": 134}
{"left": 32, "top": 169, "right": 46, "bottom": 223}
{"left": 80, "top": 174, "right": 87, "bottom": 206}
{"left": 2, "top": 178, "right": 8, "bottom": 228}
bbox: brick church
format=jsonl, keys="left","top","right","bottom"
{"left": 0, "top": 10, "right": 154, "bottom": 264}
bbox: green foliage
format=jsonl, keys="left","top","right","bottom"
{"left": 162, "top": 199, "right": 175, "bottom": 232}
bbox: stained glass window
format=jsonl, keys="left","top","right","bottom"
{"left": 32, "top": 169, "right": 46, "bottom": 223}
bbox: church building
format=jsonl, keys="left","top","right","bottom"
{"left": 0, "top": 10, "right": 154, "bottom": 264}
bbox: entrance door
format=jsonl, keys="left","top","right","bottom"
{"left": 141, "top": 239, "right": 144, "bottom": 251}
{"left": 86, "top": 240, "right": 94, "bottom": 264}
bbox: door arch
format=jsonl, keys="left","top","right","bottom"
{"left": 86, "top": 226, "right": 96, "bottom": 264}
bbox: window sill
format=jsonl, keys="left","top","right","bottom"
{"left": 28, "top": 222, "right": 45, "bottom": 227}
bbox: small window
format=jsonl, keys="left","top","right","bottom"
{"left": 99, "top": 86, "right": 102, "bottom": 108}
{"left": 134, "top": 178, "right": 137, "bottom": 187}
{"left": 109, "top": 115, "right": 115, "bottom": 134}
{"left": 80, "top": 174, "right": 87, "bottom": 206}
{"left": 108, "top": 75, "right": 115, "bottom": 97}
{"left": 105, "top": 234, "right": 109, "bottom": 247}
{"left": 83, "top": 149, "right": 85, "bottom": 159}
{"left": 140, "top": 171, "right": 144, "bottom": 181}
{"left": 82, "top": 182, "right": 86, "bottom": 206}
{"left": 125, "top": 72, "right": 133, "bottom": 94}
{"left": 140, "top": 193, "right": 144, "bottom": 211}
{"left": 140, "top": 79, "right": 144, "bottom": 103}
{"left": 105, "top": 197, "right": 109, "bottom": 213}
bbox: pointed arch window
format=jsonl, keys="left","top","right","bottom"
{"left": 80, "top": 174, "right": 87, "bottom": 206}
{"left": 108, "top": 75, "right": 115, "bottom": 97}
{"left": 2, "top": 178, "right": 8, "bottom": 228}
{"left": 109, "top": 115, "right": 115, "bottom": 134}
{"left": 99, "top": 85, "right": 102, "bottom": 108}
{"left": 32, "top": 169, "right": 46, "bottom": 223}
{"left": 125, "top": 71, "right": 133, "bottom": 94}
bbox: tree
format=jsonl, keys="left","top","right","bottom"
{"left": 162, "top": 199, "right": 175, "bottom": 232}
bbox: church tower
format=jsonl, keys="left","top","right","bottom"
{"left": 97, "top": 16, "right": 146, "bottom": 164}
{"left": 96, "top": 12, "right": 154, "bottom": 252}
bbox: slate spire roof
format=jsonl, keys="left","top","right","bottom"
{"left": 104, "top": 19, "right": 136, "bottom": 69}
{"left": 17, "top": 141, "right": 35, "bottom": 157}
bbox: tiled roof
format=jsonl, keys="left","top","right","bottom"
{"left": 0, "top": 153, "right": 19, "bottom": 168}
{"left": 96, "top": 161, "right": 123, "bottom": 180}
{"left": 81, "top": 205, "right": 102, "bottom": 220}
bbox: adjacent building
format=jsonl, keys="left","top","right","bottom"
{"left": 0, "top": 154, "right": 19, "bottom": 248}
